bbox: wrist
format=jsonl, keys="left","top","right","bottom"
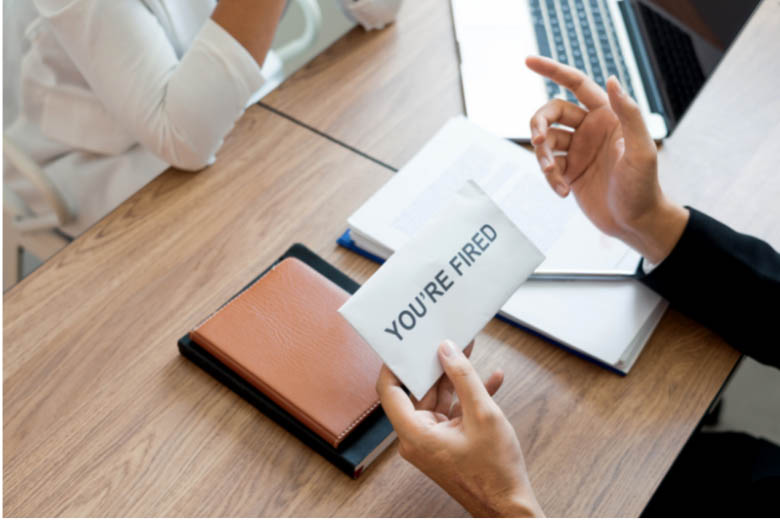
{"left": 500, "top": 492, "right": 545, "bottom": 518}
{"left": 623, "top": 198, "right": 689, "bottom": 265}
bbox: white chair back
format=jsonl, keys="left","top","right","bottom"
{"left": 3, "top": 135, "right": 73, "bottom": 290}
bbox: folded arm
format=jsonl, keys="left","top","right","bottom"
{"left": 34, "top": 0, "right": 285, "bottom": 170}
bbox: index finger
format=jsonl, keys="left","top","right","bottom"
{"left": 526, "top": 55, "right": 608, "bottom": 110}
{"left": 376, "top": 364, "right": 419, "bottom": 437}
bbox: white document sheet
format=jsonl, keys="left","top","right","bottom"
{"left": 346, "top": 117, "right": 666, "bottom": 372}
{"left": 340, "top": 181, "right": 544, "bottom": 400}
{"left": 349, "top": 116, "right": 640, "bottom": 274}
{"left": 502, "top": 280, "right": 666, "bottom": 370}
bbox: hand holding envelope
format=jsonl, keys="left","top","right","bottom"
{"left": 375, "top": 339, "right": 545, "bottom": 517}
{"left": 339, "top": 180, "right": 545, "bottom": 400}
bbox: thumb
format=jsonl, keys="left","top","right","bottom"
{"left": 437, "top": 340, "right": 492, "bottom": 419}
{"left": 606, "top": 76, "right": 653, "bottom": 151}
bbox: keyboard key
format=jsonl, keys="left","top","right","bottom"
{"left": 597, "top": 0, "right": 636, "bottom": 97}
{"left": 547, "top": 0, "right": 568, "bottom": 65}
{"left": 528, "top": 0, "right": 638, "bottom": 99}
{"left": 561, "top": 0, "right": 586, "bottom": 72}
{"left": 530, "top": 0, "right": 560, "bottom": 96}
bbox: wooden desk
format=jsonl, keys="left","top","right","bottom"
{"left": 263, "top": 0, "right": 780, "bottom": 237}
{"left": 5, "top": 1, "right": 779, "bottom": 516}
{"left": 261, "top": 0, "right": 464, "bottom": 169}
{"left": 4, "top": 108, "right": 738, "bottom": 517}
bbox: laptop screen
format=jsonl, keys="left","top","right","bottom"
{"left": 628, "top": 0, "right": 760, "bottom": 125}
{"left": 640, "top": 0, "right": 761, "bottom": 76}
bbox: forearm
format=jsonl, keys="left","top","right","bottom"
{"left": 36, "top": 0, "right": 268, "bottom": 169}
{"left": 212, "top": 0, "right": 287, "bottom": 66}
{"left": 148, "top": 19, "right": 265, "bottom": 169}
{"left": 639, "top": 208, "right": 780, "bottom": 368}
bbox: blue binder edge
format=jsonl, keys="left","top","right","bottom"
{"left": 337, "top": 228, "right": 627, "bottom": 377}
{"left": 337, "top": 229, "right": 387, "bottom": 264}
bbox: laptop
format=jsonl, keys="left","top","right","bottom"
{"left": 451, "top": 0, "right": 761, "bottom": 141}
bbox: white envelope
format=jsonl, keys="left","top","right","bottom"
{"left": 339, "top": 180, "right": 544, "bottom": 399}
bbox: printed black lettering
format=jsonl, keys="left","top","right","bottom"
{"left": 462, "top": 242, "right": 481, "bottom": 263}
{"left": 398, "top": 310, "right": 416, "bottom": 330}
{"left": 435, "top": 269, "right": 454, "bottom": 291}
{"left": 424, "top": 281, "right": 444, "bottom": 303}
{"left": 449, "top": 256, "right": 464, "bottom": 276}
{"left": 384, "top": 320, "right": 403, "bottom": 341}
{"left": 481, "top": 223, "right": 497, "bottom": 241}
{"left": 458, "top": 251, "right": 471, "bottom": 267}
{"left": 409, "top": 296, "right": 427, "bottom": 318}
{"left": 473, "top": 232, "right": 488, "bottom": 251}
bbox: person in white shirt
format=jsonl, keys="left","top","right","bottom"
{"left": 4, "top": 0, "right": 400, "bottom": 237}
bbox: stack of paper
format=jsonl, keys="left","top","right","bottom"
{"left": 341, "top": 116, "right": 667, "bottom": 373}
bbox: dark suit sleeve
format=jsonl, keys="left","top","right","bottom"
{"left": 640, "top": 208, "right": 780, "bottom": 369}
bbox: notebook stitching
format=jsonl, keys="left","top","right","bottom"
{"left": 195, "top": 327, "right": 378, "bottom": 447}
{"left": 194, "top": 260, "right": 379, "bottom": 446}
{"left": 336, "top": 399, "right": 380, "bottom": 442}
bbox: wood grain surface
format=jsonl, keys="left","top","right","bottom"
{"left": 5, "top": 0, "right": 780, "bottom": 516}
{"left": 261, "top": 0, "right": 464, "bottom": 169}
{"left": 4, "top": 106, "right": 739, "bottom": 517}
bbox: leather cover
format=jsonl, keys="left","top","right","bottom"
{"left": 189, "top": 256, "right": 382, "bottom": 448}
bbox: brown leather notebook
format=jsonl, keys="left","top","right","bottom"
{"left": 189, "top": 257, "right": 382, "bottom": 448}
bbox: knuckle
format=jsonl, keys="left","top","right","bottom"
{"left": 530, "top": 111, "right": 545, "bottom": 129}
{"left": 397, "top": 437, "right": 424, "bottom": 462}
{"left": 640, "top": 152, "right": 656, "bottom": 165}
{"left": 397, "top": 440, "right": 413, "bottom": 460}
{"left": 544, "top": 98, "right": 563, "bottom": 114}
{"left": 474, "top": 404, "right": 502, "bottom": 424}
{"left": 632, "top": 148, "right": 657, "bottom": 167}
{"left": 450, "top": 362, "right": 472, "bottom": 381}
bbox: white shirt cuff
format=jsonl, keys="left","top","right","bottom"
{"left": 641, "top": 258, "right": 658, "bottom": 274}
{"left": 196, "top": 18, "right": 266, "bottom": 104}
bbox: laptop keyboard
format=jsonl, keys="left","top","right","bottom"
{"left": 530, "top": 0, "right": 636, "bottom": 103}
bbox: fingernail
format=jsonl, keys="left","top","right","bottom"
{"left": 531, "top": 126, "right": 544, "bottom": 145}
{"left": 612, "top": 76, "right": 624, "bottom": 95}
{"left": 555, "top": 184, "right": 568, "bottom": 197}
{"left": 440, "top": 340, "right": 456, "bottom": 357}
{"left": 540, "top": 156, "right": 551, "bottom": 170}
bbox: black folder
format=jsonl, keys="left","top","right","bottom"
{"left": 178, "top": 244, "right": 396, "bottom": 478}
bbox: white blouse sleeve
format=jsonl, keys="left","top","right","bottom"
{"left": 33, "top": 0, "right": 265, "bottom": 170}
